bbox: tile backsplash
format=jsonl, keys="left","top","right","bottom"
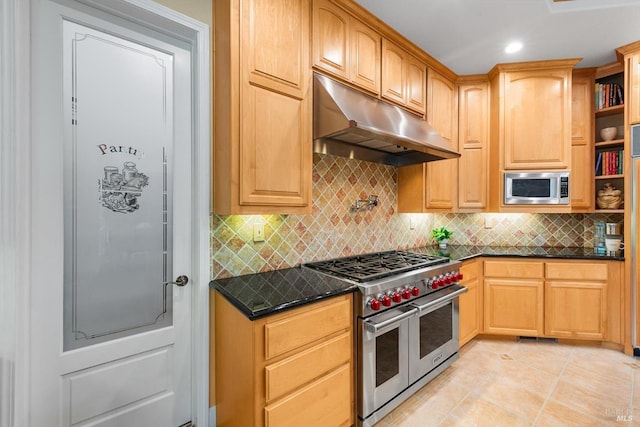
{"left": 211, "top": 154, "right": 623, "bottom": 279}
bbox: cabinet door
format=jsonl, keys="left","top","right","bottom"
{"left": 349, "top": 19, "right": 380, "bottom": 94}
{"left": 405, "top": 55, "right": 426, "bottom": 115}
{"left": 503, "top": 69, "right": 571, "bottom": 170}
{"left": 545, "top": 281, "right": 606, "bottom": 340}
{"left": 458, "top": 83, "right": 489, "bottom": 210}
{"left": 381, "top": 39, "right": 406, "bottom": 105}
{"left": 571, "top": 74, "right": 594, "bottom": 211}
{"left": 484, "top": 278, "right": 544, "bottom": 336}
{"left": 312, "top": 0, "right": 349, "bottom": 81}
{"left": 628, "top": 53, "right": 640, "bottom": 125}
{"left": 243, "top": 0, "right": 309, "bottom": 98}
{"left": 425, "top": 69, "right": 457, "bottom": 210}
{"left": 459, "top": 260, "right": 482, "bottom": 346}
{"left": 240, "top": 0, "right": 312, "bottom": 208}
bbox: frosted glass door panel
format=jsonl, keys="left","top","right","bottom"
{"left": 63, "top": 22, "right": 174, "bottom": 350}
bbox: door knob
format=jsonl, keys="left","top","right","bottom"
{"left": 164, "top": 275, "right": 189, "bottom": 287}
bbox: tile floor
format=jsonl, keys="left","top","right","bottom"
{"left": 377, "top": 338, "right": 640, "bottom": 426}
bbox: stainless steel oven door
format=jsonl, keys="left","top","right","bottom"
{"left": 408, "top": 284, "right": 467, "bottom": 383}
{"left": 359, "top": 305, "right": 417, "bottom": 419}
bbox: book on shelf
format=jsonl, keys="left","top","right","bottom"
{"left": 595, "top": 82, "right": 624, "bottom": 110}
{"left": 595, "top": 149, "right": 624, "bottom": 176}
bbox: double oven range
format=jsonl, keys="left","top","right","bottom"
{"left": 304, "top": 250, "right": 466, "bottom": 427}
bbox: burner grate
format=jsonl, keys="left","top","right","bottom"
{"left": 304, "top": 250, "right": 449, "bottom": 282}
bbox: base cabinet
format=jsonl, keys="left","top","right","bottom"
{"left": 214, "top": 292, "right": 354, "bottom": 427}
{"left": 459, "top": 259, "right": 482, "bottom": 346}
{"left": 481, "top": 258, "right": 624, "bottom": 344}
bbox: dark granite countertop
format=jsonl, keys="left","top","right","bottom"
{"left": 210, "top": 246, "right": 624, "bottom": 320}
{"left": 211, "top": 267, "right": 357, "bottom": 320}
{"left": 409, "top": 245, "right": 625, "bottom": 262}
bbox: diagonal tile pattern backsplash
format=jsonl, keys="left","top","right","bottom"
{"left": 210, "top": 154, "right": 624, "bottom": 279}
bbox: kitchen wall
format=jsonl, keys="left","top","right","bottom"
{"left": 211, "top": 154, "right": 623, "bottom": 279}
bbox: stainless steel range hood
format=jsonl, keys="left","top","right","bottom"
{"left": 313, "top": 73, "right": 460, "bottom": 167}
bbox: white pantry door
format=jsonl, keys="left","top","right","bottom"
{"left": 30, "top": 1, "right": 193, "bottom": 425}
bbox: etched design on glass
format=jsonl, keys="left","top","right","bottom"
{"left": 63, "top": 21, "right": 174, "bottom": 350}
{"left": 99, "top": 161, "right": 149, "bottom": 213}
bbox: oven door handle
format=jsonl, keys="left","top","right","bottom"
{"left": 363, "top": 307, "right": 418, "bottom": 334}
{"left": 410, "top": 285, "right": 467, "bottom": 314}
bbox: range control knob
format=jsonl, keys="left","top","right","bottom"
{"left": 401, "top": 288, "right": 412, "bottom": 300}
{"left": 368, "top": 298, "right": 381, "bottom": 311}
{"left": 381, "top": 295, "right": 392, "bottom": 307}
{"left": 444, "top": 274, "right": 453, "bottom": 285}
{"left": 411, "top": 286, "right": 420, "bottom": 297}
{"left": 391, "top": 292, "right": 402, "bottom": 303}
{"left": 456, "top": 272, "right": 464, "bottom": 281}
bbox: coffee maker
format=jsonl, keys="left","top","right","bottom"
{"left": 605, "top": 222, "right": 623, "bottom": 253}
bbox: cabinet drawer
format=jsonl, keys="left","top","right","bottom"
{"left": 484, "top": 260, "right": 543, "bottom": 278}
{"left": 265, "top": 332, "right": 351, "bottom": 402}
{"left": 265, "top": 363, "right": 352, "bottom": 427}
{"left": 264, "top": 297, "right": 351, "bottom": 360}
{"left": 545, "top": 262, "right": 607, "bottom": 281}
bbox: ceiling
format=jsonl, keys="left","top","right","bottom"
{"left": 353, "top": 0, "right": 640, "bottom": 75}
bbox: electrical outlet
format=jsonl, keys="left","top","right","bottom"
{"left": 253, "top": 223, "right": 265, "bottom": 242}
{"left": 484, "top": 217, "right": 494, "bottom": 229}
{"left": 409, "top": 217, "right": 416, "bottom": 230}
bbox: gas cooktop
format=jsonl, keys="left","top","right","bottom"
{"left": 303, "top": 250, "right": 450, "bottom": 282}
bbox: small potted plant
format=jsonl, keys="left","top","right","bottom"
{"left": 431, "top": 226, "right": 453, "bottom": 249}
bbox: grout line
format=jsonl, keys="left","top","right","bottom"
{"left": 530, "top": 341, "right": 574, "bottom": 426}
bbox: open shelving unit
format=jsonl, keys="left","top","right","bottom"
{"left": 594, "top": 63, "right": 625, "bottom": 214}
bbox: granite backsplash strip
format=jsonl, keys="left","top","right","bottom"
{"left": 210, "top": 154, "right": 624, "bottom": 279}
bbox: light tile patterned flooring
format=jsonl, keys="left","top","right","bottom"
{"left": 377, "top": 338, "right": 640, "bottom": 426}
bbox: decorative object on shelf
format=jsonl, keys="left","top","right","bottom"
{"left": 596, "top": 182, "right": 623, "bottom": 209}
{"left": 600, "top": 126, "right": 618, "bottom": 141}
{"left": 431, "top": 226, "right": 453, "bottom": 249}
{"left": 350, "top": 194, "right": 379, "bottom": 212}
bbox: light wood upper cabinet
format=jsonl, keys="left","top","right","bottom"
{"left": 503, "top": 68, "right": 573, "bottom": 169}
{"left": 381, "top": 38, "right": 427, "bottom": 115}
{"left": 571, "top": 70, "right": 595, "bottom": 211}
{"left": 630, "top": 52, "right": 640, "bottom": 125}
{"left": 313, "top": 0, "right": 380, "bottom": 94}
{"left": 425, "top": 68, "right": 458, "bottom": 210}
{"left": 489, "top": 60, "right": 579, "bottom": 173}
{"left": 406, "top": 55, "right": 427, "bottom": 114}
{"left": 313, "top": 0, "right": 349, "bottom": 81}
{"left": 616, "top": 41, "right": 640, "bottom": 124}
{"left": 214, "top": 0, "right": 312, "bottom": 214}
{"left": 381, "top": 39, "right": 406, "bottom": 105}
{"left": 349, "top": 19, "right": 381, "bottom": 94}
{"left": 397, "top": 68, "right": 457, "bottom": 212}
{"left": 458, "top": 80, "right": 489, "bottom": 211}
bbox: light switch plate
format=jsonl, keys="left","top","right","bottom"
{"left": 253, "top": 223, "right": 265, "bottom": 242}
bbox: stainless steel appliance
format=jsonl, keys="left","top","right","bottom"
{"left": 631, "top": 124, "right": 640, "bottom": 354}
{"left": 303, "top": 250, "right": 466, "bottom": 427}
{"left": 313, "top": 73, "right": 461, "bottom": 167}
{"left": 504, "top": 171, "right": 570, "bottom": 205}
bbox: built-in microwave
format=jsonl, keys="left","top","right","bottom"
{"left": 504, "top": 171, "right": 570, "bottom": 205}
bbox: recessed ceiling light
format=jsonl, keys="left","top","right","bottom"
{"left": 505, "top": 41, "right": 523, "bottom": 54}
